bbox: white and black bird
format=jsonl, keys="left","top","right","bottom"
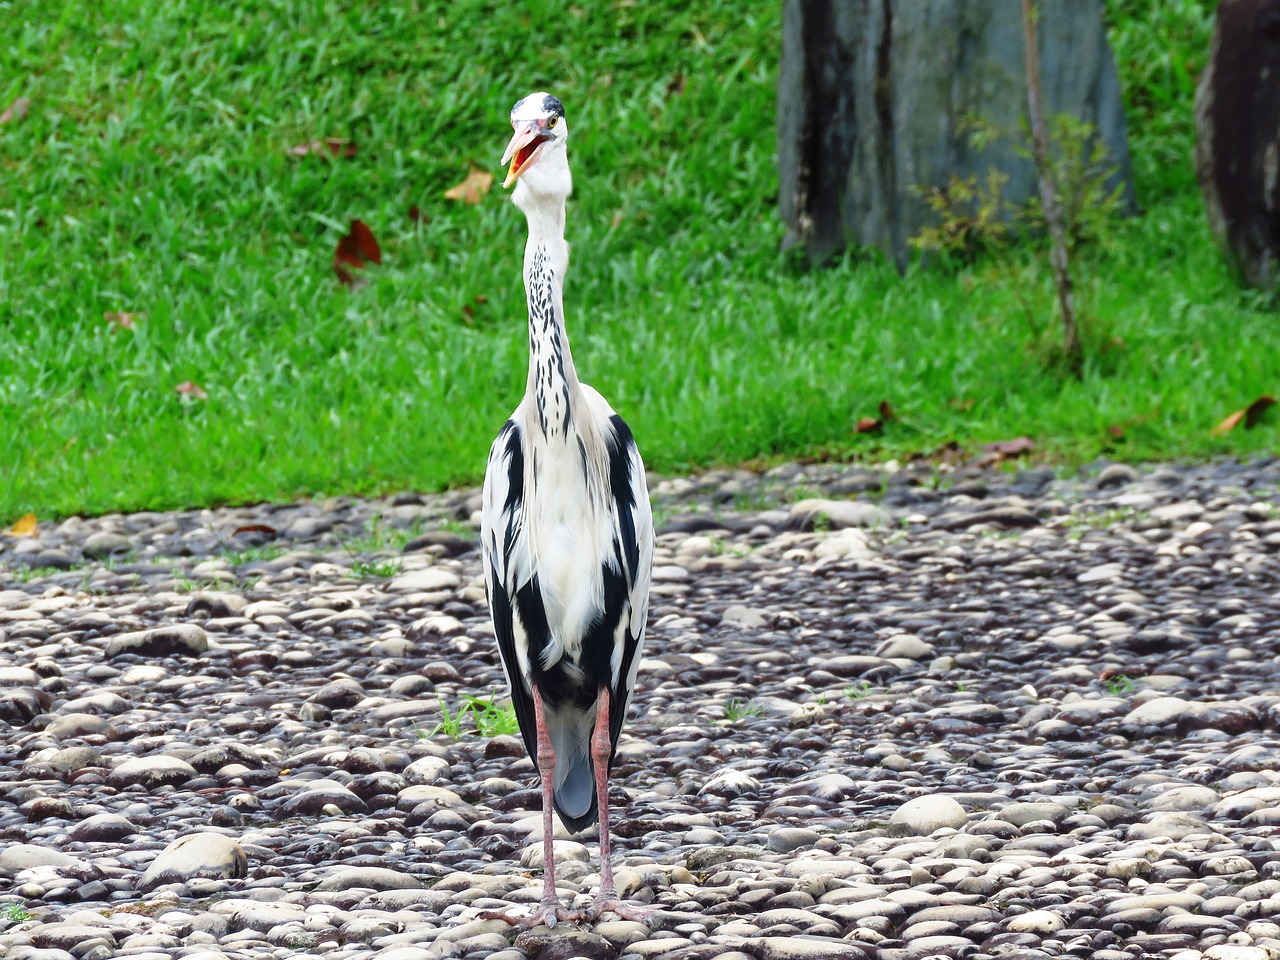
{"left": 481, "top": 92, "right": 655, "bottom": 927}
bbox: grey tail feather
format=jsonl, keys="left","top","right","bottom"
{"left": 553, "top": 756, "right": 598, "bottom": 834}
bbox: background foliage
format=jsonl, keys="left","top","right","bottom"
{"left": 0, "top": 0, "right": 1263, "bottom": 521}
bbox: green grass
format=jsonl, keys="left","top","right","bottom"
{"left": 427, "top": 695, "right": 519, "bottom": 740}
{"left": 1, "top": 0, "right": 1267, "bottom": 522}
{"left": 0, "top": 899, "right": 33, "bottom": 923}
{"left": 351, "top": 557, "right": 400, "bottom": 578}
{"left": 722, "top": 698, "right": 763, "bottom": 722}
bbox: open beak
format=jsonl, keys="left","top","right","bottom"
{"left": 501, "top": 119, "right": 552, "bottom": 188}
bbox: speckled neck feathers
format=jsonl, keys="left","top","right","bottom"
{"left": 520, "top": 192, "right": 578, "bottom": 440}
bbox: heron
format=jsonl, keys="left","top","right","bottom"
{"left": 480, "top": 92, "right": 655, "bottom": 927}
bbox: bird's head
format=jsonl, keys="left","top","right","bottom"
{"left": 501, "top": 92, "right": 570, "bottom": 199}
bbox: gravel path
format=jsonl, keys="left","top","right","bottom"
{"left": 4, "top": 457, "right": 1280, "bottom": 960}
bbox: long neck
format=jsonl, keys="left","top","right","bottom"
{"left": 521, "top": 195, "right": 579, "bottom": 440}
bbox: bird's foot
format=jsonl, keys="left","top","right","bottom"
{"left": 587, "top": 895, "right": 654, "bottom": 924}
{"left": 480, "top": 899, "right": 586, "bottom": 929}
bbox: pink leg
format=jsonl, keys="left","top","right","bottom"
{"left": 588, "top": 689, "right": 652, "bottom": 923}
{"left": 483, "top": 686, "right": 583, "bottom": 928}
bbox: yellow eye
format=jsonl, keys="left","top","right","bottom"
{"left": 548, "top": 117, "right": 558, "bottom": 129}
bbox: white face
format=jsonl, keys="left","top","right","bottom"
{"left": 501, "top": 92, "right": 570, "bottom": 190}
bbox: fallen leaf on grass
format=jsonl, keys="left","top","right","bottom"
{"left": 4, "top": 512, "right": 37, "bottom": 537}
{"left": 1105, "top": 411, "right": 1157, "bottom": 440}
{"left": 286, "top": 137, "right": 356, "bottom": 159}
{"left": 1211, "top": 395, "right": 1276, "bottom": 437}
{"left": 408, "top": 204, "right": 429, "bottom": 224}
{"left": 854, "top": 400, "right": 898, "bottom": 435}
{"left": 334, "top": 219, "right": 382, "bottom": 286}
{"left": 975, "top": 436, "right": 1035, "bottom": 467}
{"left": 444, "top": 166, "right": 493, "bottom": 205}
{"left": 0, "top": 96, "right": 29, "bottom": 125}
{"left": 982, "top": 437, "right": 1034, "bottom": 457}
{"left": 174, "top": 381, "right": 208, "bottom": 401}
{"left": 104, "top": 311, "right": 144, "bottom": 330}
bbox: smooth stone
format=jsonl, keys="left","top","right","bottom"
{"left": 790, "top": 499, "right": 890, "bottom": 530}
{"left": 721, "top": 605, "right": 770, "bottom": 629}
{"left": 388, "top": 568, "right": 462, "bottom": 592}
{"left": 108, "top": 755, "right": 198, "bottom": 788}
{"left": 45, "top": 713, "right": 116, "bottom": 739}
{"left": 1097, "top": 464, "right": 1140, "bottom": 488}
{"left": 756, "top": 936, "right": 873, "bottom": 960}
{"left": 875, "top": 634, "right": 934, "bottom": 660}
{"left": 140, "top": 832, "right": 248, "bottom": 891}
{"left": 1124, "top": 696, "right": 1191, "bottom": 726}
{"left": 769, "top": 827, "right": 822, "bottom": 854}
{"left": 104, "top": 624, "right": 208, "bottom": 658}
{"left": 889, "top": 795, "right": 967, "bottom": 835}
{"left": 69, "top": 814, "right": 136, "bottom": 843}
{"left": 1127, "top": 812, "right": 1210, "bottom": 841}
{"left": 997, "top": 801, "right": 1070, "bottom": 826}
{"left": 314, "top": 867, "right": 422, "bottom": 891}
{"left": 82, "top": 531, "right": 132, "bottom": 559}
{"left": 0, "top": 843, "right": 77, "bottom": 876}
{"left": 1152, "top": 785, "right": 1220, "bottom": 812}
{"left": 1006, "top": 909, "right": 1066, "bottom": 933}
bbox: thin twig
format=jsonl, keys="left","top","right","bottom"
{"left": 1020, "top": 0, "right": 1082, "bottom": 371}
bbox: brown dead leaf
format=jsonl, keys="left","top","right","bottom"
{"left": 666, "top": 74, "right": 687, "bottom": 98}
{"left": 287, "top": 137, "right": 356, "bottom": 159}
{"left": 444, "top": 166, "right": 494, "bottom": 205}
{"left": 4, "top": 512, "right": 37, "bottom": 537}
{"left": 334, "top": 219, "right": 382, "bottom": 286}
{"left": 854, "top": 400, "right": 897, "bottom": 435}
{"left": 1105, "top": 411, "right": 1157, "bottom": 441}
{"left": 975, "top": 436, "right": 1035, "bottom": 466}
{"left": 1212, "top": 395, "right": 1277, "bottom": 437}
{"left": 104, "top": 311, "right": 144, "bottom": 330}
{"left": 854, "top": 416, "right": 881, "bottom": 435}
{"left": 982, "top": 437, "right": 1034, "bottom": 457}
{"left": 174, "top": 381, "right": 208, "bottom": 401}
{"left": 0, "top": 96, "right": 29, "bottom": 125}
{"left": 408, "top": 204, "right": 430, "bottom": 224}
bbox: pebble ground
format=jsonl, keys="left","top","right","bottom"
{"left": 4, "top": 457, "right": 1280, "bottom": 960}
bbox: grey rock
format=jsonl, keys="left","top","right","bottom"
{"left": 108, "top": 755, "right": 198, "bottom": 789}
{"left": 768, "top": 827, "right": 822, "bottom": 853}
{"left": 997, "top": 801, "right": 1071, "bottom": 826}
{"left": 140, "top": 832, "right": 248, "bottom": 891}
{"left": 69, "top": 813, "right": 136, "bottom": 842}
{"left": 388, "top": 568, "right": 461, "bottom": 592}
{"left": 0, "top": 843, "right": 78, "bottom": 876}
{"left": 314, "top": 867, "right": 422, "bottom": 892}
{"left": 790, "top": 498, "right": 890, "bottom": 530}
{"left": 875, "top": 633, "right": 934, "bottom": 660}
{"left": 890, "top": 795, "right": 967, "bottom": 835}
{"left": 45, "top": 713, "right": 117, "bottom": 740}
{"left": 1097, "top": 464, "right": 1141, "bottom": 488}
{"left": 82, "top": 531, "right": 132, "bottom": 559}
{"left": 104, "top": 624, "right": 208, "bottom": 658}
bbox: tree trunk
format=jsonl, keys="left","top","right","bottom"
{"left": 1195, "top": 0, "right": 1280, "bottom": 291}
{"left": 778, "top": 0, "right": 1134, "bottom": 269}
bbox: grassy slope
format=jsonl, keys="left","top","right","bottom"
{"left": 0, "top": 0, "right": 1266, "bottom": 521}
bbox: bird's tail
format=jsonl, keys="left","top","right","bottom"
{"left": 546, "top": 704, "right": 599, "bottom": 834}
